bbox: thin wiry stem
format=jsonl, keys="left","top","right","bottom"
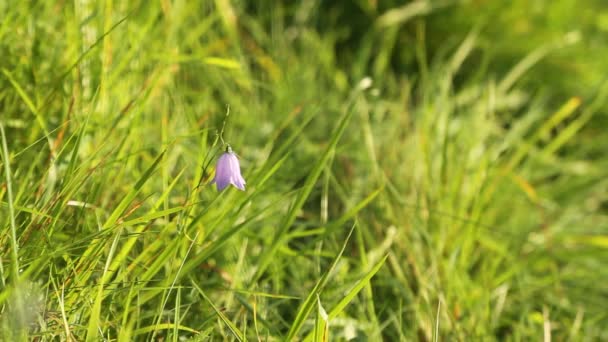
{"left": 218, "top": 104, "right": 230, "bottom": 147}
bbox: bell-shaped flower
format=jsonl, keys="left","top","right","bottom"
{"left": 212, "top": 146, "right": 246, "bottom": 191}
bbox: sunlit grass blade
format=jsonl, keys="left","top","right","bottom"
{"left": 191, "top": 279, "right": 245, "bottom": 341}
{"left": 116, "top": 205, "right": 184, "bottom": 228}
{"left": 86, "top": 229, "right": 122, "bottom": 341}
{"left": 133, "top": 323, "right": 199, "bottom": 336}
{"left": 254, "top": 106, "right": 354, "bottom": 282}
{"left": 103, "top": 150, "right": 166, "bottom": 229}
{"left": 0, "top": 124, "right": 19, "bottom": 283}
{"left": 313, "top": 296, "right": 329, "bottom": 342}
{"left": 303, "top": 254, "right": 388, "bottom": 342}
{"left": 285, "top": 224, "right": 355, "bottom": 341}
{"left": 328, "top": 185, "right": 384, "bottom": 230}
{"left": 498, "top": 32, "right": 579, "bottom": 93}
{"left": 506, "top": 97, "right": 581, "bottom": 171}
{"left": 544, "top": 81, "right": 608, "bottom": 156}
{"left": 1, "top": 69, "right": 50, "bottom": 142}
{"left": 71, "top": 150, "right": 167, "bottom": 291}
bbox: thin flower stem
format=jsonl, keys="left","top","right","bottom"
{"left": 195, "top": 105, "right": 232, "bottom": 190}
{"left": 218, "top": 105, "right": 230, "bottom": 146}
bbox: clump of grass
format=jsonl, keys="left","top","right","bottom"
{"left": 1, "top": 1, "right": 606, "bottom": 340}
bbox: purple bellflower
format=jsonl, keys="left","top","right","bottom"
{"left": 212, "top": 146, "right": 246, "bottom": 191}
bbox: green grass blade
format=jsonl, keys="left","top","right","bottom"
{"left": 313, "top": 296, "right": 329, "bottom": 342}
{"left": 254, "top": 107, "right": 353, "bottom": 282}
{"left": 133, "top": 323, "right": 199, "bottom": 336}
{"left": 327, "top": 254, "right": 388, "bottom": 320}
{"left": 303, "top": 254, "right": 388, "bottom": 342}
{"left": 285, "top": 224, "right": 356, "bottom": 341}
{"left": 191, "top": 279, "right": 245, "bottom": 341}
{"left": 1, "top": 69, "right": 50, "bottom": 140}
{"left": 104, "top": 150, "right": 166, "bottom": 229}
{"left": 117, "top": 206, "right": 185, "bottom": 228}
{"left": 0, "top": 124, "right": 19, "bottom": 282}
{"left": 86, "top": 229, "right": 122, "bottom": 341}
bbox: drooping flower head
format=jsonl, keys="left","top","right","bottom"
{"left": 211, "top": 145, "right": 246, "bottom": 191}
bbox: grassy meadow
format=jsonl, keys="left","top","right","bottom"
{"left": 1, "top": 1, "right": 607, "bottom": 340}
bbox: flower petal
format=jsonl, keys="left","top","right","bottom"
{"left": 212, "top": 151, "right": 246, "bottom": 191}
{"left": 233, "top": 176, "right": 245, "bottom": 190}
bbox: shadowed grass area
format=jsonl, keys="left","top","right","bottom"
{"left": 1, "top": 1, "right": 607, "bottom": 340}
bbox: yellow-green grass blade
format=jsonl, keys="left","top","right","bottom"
{"left": 303, "top": 254, "right": 388, "bottom": 342}
{"left": 254, "top": 106, "right": 353, "bottom": 282}
{"left": 285, "top": 224, "right": 355, "bottom": 341}
{"left": 86, "top": 229, "right": 122, "bottom": 341}
{"left": 103, "top": 150, "right": 166, "bottom": 229}
{"left": 313, "top": 296, "right": 329, "bottom": 342}
{"left": 191, "top": 280, "right": 245, "bottom": 342}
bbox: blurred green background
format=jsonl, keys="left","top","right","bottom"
{"left": 1, "top": 0, "right": 607, "bottom": 340}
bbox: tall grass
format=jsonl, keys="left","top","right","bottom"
{"left": 1, "top": 1, "right": 606, "bottom": 340}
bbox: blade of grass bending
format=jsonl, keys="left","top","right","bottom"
{"left": 191, "top": 279, "right": 245, "bottom": 342}
{"left": 506, "top": 97, "right": 580, "bottom": 171}
{"left": 544, "top": 81, "right": 608, "bottom": 155}
{"left": 121, "top": 280, "right": 137, "bottom": 336}
{"left": 72, "top": 150, "right": 166, "bottom": 291}
{"left": 234, "top": 294, "right": 280, "bottom": 336}
{"left": 64, "top": 117, "right": 89, "bottom": 184}
{"left": 137, "top": 203, "right": 266, "bottom": 305}
{"left": 152, "top": 232, "right": 199, "bottom": 339}
{"left": 57, "top": 14, "right": 131, "bottom": 82}
{"left": 313, "top": 296, "right": 330, "bottom": 342}
{"left": 497, "top": 34, "right": 572, "bottom": 93}
{"left": 100, "top": 205, "right": 185, "bottom": 286}
{"left": 86, "top": 229, "right": 122, "bottom": 341}
{"left": 254, "top": 107, "right": 353, "bottom": 282}
{"left": 328, "top": 254, "right": 388, "bottom": 320}
{"left": 1, "top": 70, "right": 51, "bottom": 146}
{"left": 116, "top": 206, "right": 185, "bottom": 228}
{"left": 154, "top": 167, "right": 186, "bottom": 210}
{"left": 327, "top": 185, "right": 384, "bottom": 231}
{"left": 133, "top": 324, "right": 199, "bottom": 336}
{"left": 133, "top": 236, "right": 183, "bottom": 300}
{"left": 104, "top": 150, "right": 167, "bottom": 229}
{"left": 252, "top": 108, "right": 316, "bottom": 186}
{"left": 285, "top": 224, "right": 356, "bottom": 341}
{"left": 303, "top": 254, "right": 388, "bottom": 342}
